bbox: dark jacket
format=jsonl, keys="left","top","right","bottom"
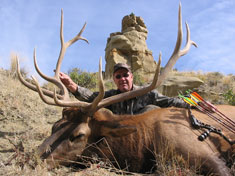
{"left": 73, "top": 85, "right": 188, "bottom": 115}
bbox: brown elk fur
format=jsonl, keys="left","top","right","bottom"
{"left": 38, "top": 105, "right": 235, "bottom": 175}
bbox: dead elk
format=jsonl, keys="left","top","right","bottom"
{"left": 42, "top": 105, "right": 234, "bottom": 175}
{"left": 16, "top": 4, "right": 234, "bottom": 176}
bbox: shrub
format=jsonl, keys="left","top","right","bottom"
{"left": 133, "top": 72, "right": 145, "bottom": 86}
{"left": 223, "top": 89, "right": 235, "bottom": 105}
{"left": 68, "top": 68, "right": 97, "bottom": 89}
{"left": 104, "top": 79, "right": 116, "bottom": 90}
{"left": 206, "top": 72, "right": 224, "bottom": 87}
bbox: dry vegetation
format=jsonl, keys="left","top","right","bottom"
{"left": 170, "top": 70, "right": 235, "bottom": 104}
{"left": 0, "top": 58, "right": 234, "bottom": 175}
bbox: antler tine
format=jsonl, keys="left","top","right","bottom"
{"left": 33, "top": 48, "right": 70, "bottom": 101}
{"left": 67, "top": 23, "right": 89, "bottom": 47}
{"left": 55, "top": 8, "right": 65, "bottom": 76}
{"left": 53, "top": 89, "right": 91, "bottom": 111}
{"left": 180, "top": 22, "right": 198, "bottom": 56}
{"left": 172, "top": 2, "right": 183, "bottom": 56}
{"left": 16, "top": 56, "right": 63, "bottom": 100}
{"left": 90, "top": 57, "right": 105, "bottom": 113}
{"left": 155, "top": 3, "right": 197, "bottom": 87}
{"left": 31, "top": 76, "right": 60, "bottom": 106}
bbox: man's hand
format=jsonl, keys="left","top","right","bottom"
{"left": 59, "top": 72, "right": 78, "bottom": 93}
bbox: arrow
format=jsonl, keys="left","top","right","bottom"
{"left": 192, "top": 92, "right": 235, "bottom": 128}
{"left": 179, "top": 91, "right": 235, "bottom": 134}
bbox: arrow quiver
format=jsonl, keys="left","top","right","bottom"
{"left": 188, "top": 108, "right": 234, "bottom": 145}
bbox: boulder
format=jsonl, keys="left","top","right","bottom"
{"left": 157, "top": 76, "right": 204, "bottom": 97}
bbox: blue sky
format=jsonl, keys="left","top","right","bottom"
{"left": 0, "top": 0, "right": 235, "bottom": 81}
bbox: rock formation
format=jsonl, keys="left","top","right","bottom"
{"left": 104, "top": 13, "right": 204, "bottom": 97}
{"left": 104, "top": 13, "right": 157, "bottom": 80}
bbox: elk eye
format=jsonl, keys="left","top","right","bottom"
{"left": 69, "top": 133, "right": 85, "bottom": 142}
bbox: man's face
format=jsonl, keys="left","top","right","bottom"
{"left": 113, "top": 68, "right": 133, "bottom": 92}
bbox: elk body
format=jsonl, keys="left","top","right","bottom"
{"left": 17, "top": 4, "right": 234, "bottom": 176}
{"left": 40, "top": 105, "right": 235, "bottom": 175}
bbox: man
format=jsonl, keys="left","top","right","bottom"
{"left": 59, "top": 63, "right": 189, "bottom": 115}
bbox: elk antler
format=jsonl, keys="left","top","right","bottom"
{"left": 156, "top": 3, "right": 197, "bottom": 87}
{"left": 17, "top": 9, "right": 90, "bottom": 106}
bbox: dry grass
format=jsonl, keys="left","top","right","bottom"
{"left": 8, "top": 52, "right": 28, "bottom": 79}
{"left": 0, "top": 68, "right": 60, "bottom": 175}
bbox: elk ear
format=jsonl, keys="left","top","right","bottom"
{"left": 100, "top": 121, "right": 137, "bottom": 137}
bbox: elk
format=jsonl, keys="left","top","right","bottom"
{"left": 17, "top": 4, "right": 234, "bottom": 176}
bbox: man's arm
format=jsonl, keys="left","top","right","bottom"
{"left": 59, "top": 72, "right": 95, "bottom": 102}
{"left": 151, "top": 89, "right": 189, "bottom": 108}
{"left": 59, "top": 72, "right": 78, "bottom": 93}
{"left": 59, "top": 72, "right": 118, "bottom": 102}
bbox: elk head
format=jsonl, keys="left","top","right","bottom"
{"left": 17, "top": 4, "right": 197, "bottom": 168}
